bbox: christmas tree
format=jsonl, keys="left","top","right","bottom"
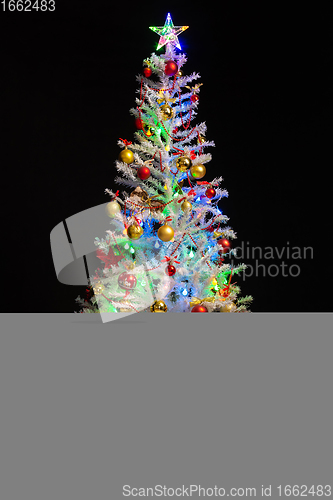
{"left": 76, "top": 13, "right": 253, "bottom": 314}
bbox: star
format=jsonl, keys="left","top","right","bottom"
{"left": 96, "top": 247, "right": 125, "bottom": 269}
{"left": 149, "top": 13, "right": 189, "bottom": 51}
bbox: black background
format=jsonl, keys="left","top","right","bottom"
{"left": 1, "top": 1, "right": 332, "bottom": 312}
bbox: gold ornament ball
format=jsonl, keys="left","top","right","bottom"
{"left": 160, "top": 103, "right": 174, "bottom": 120}
{"left": 118, "top": 148, "right": 134, "bottom": 164}
{"left": 176, "top": 70, "right": 183, "bottom": 77}
{"left": 180, "top": 200, "right": 192, "bottom": 212}
{"left": 220, "top": 302, "right": 236, "bottom": 313}
{"left": 105, "top": 200, "right": 121, "bottom": 217}
{"left": 157, "top": 223, "right": 174, "bottom": 242}
{"left": 150, "top": 300, "right": 168, "bottom": 312}
{"left": 127, "top": 222, "right": 144, "bottom": 240}
{"left": 93, "top": 281, "right": 105, "bottom": 295}
{"left": 190, "top": 164, "right": 206, "bottom": 179}
{"left": 118, "top": 299, "right": 132, "bottom": 313}
{"left": 176, "top": 156, "right": 192, "bottom": 172}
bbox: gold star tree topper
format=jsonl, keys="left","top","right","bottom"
{"left": 149, "top": 13, "right": 189, "bottom": 51}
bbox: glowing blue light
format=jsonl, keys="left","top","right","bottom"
{"left": 182, "top": 289, "right": 188, "bottom": 296}
{"left": 195, "top": 196, "right": 201, "bottom": 202}
{"left": 155, "top": 241, "right": 160, "bottom": 248}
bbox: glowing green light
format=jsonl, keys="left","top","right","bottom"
{"left": 189, "top": 249, "right": 194, "bottom": 258}
{"left": 107, "top": 303, "right": 117, "bottom": 313}
{"left": 130, "top": 247, "right": 135, "bottom": 254}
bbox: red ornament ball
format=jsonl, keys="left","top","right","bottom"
{"left": 190, "top": 94, "right": 199, "bottom": 103}
{"left": 135, "top": 117, "right": 143, "bottom": 130}
{"left": 165, "top": 264, "right": 176, "bottom": 276}
{"left": 143, "top": 67, "right": 152, "bottom": 78}
{"left": 164, "top": 60, "right": 178, "bottom": 76}
{"left": 118, "top": 272, "right": 137, "bottom": 291}
{"left": 217, "top": 238, "right": 232, "bottom": 253}
{"left": 137, "top": 166, "right": 151, "bottom": 180}
{"left": 191, "top": 304, "right": 209, "bottom": 313}
{"left": 205, "top": 187, "right": 216, "bottom": 199}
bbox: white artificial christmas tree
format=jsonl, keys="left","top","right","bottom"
{"left": 76, "top": 13, "right": 253, "bottom": 314}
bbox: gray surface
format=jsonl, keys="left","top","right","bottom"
{"left": 0, "top": 313, "right": 332, "bottom": 499}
